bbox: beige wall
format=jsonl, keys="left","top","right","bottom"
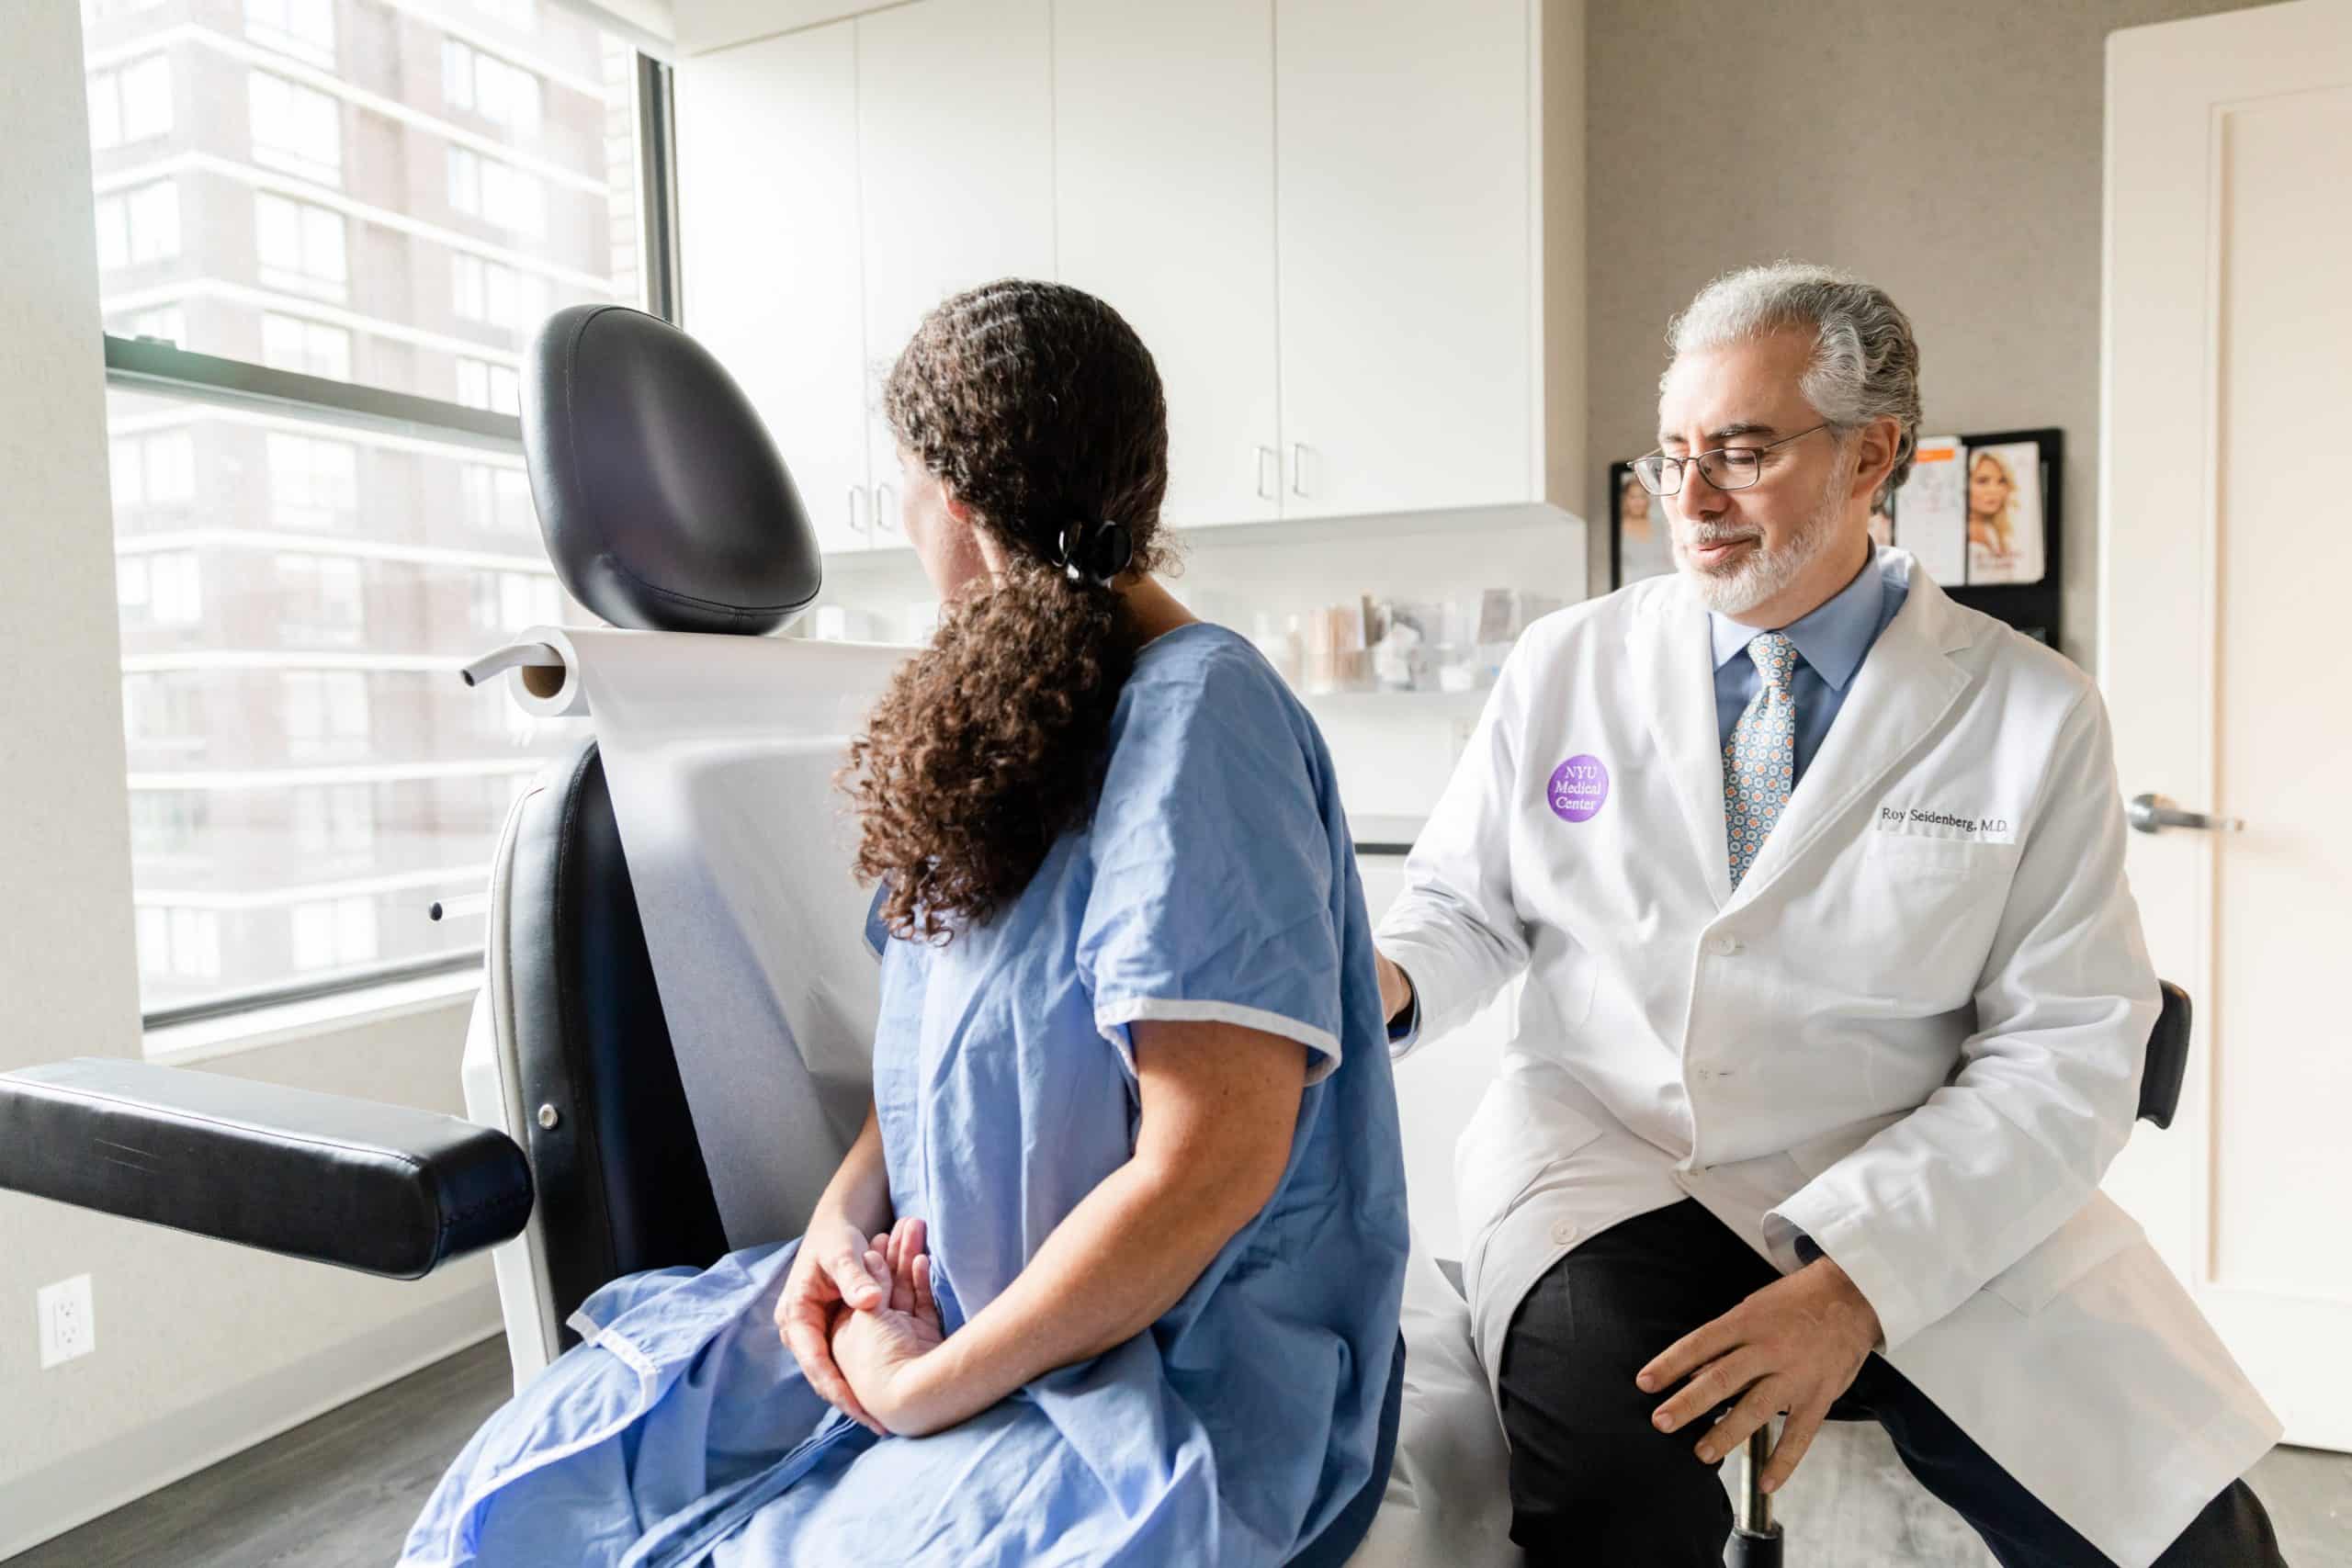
{"left": 0, "top": 7, "right": 495, "bottom": 1557}
{"left": 1581, "top": 0, "right": 2273, "bottom": 670}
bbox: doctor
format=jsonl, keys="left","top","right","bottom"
{"left": 1375, "top": 264, "right": 2285, "bottom": 1566}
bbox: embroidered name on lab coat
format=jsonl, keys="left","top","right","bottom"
{"left": 1873, "top": 805, "right": 2018, "bottom": 844}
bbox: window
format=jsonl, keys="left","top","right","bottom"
{"left": 290, "top": 895, "right": 378, "bottom": 970}
{"left": 447, "top": 148, "right": 547, "bottom": 238}
{"left": 137, "top": 906, "right": 223, "bottom": 981}
{"left": 452, "top": 254, "right": 548, "bottom": 332}
{"left": 88, "top": 5, "right": 665, "bottom": 1025}
{"left": 275, "top": 553, "right": 366, "bottom": 643}
{"left": 460, "top": 462, "right": 536, "bottom": 533}
{"left": 281, "top": 670, "right": 370, "bottom": 760}
{"left": 88, "top": 56, "right": 174, "bottom": 151}
{"left": 472, "top": 0, "right": 537, "bottom": 28}
{"left": 243, "top": 0, "right": 335, "bottom": 66}
{"left": 95, "top": 181, "right": 180, "bottom": 269}
{"left": 254, "top": 192, "right": 347, "bottom": 299}
{"left": 443, "top": 39, "right": 542, "bottom": 137}
{"left": 120, "top": 671, "right": 205, "bottom": 753}
{"left": 293, "top": 784, "right": 374, "bottom": 854}
{"left": 129, "top": 792, "right": 209, "bottom": 860}
{"left": 266, "top": 433, "right": 359, "bottom": 529}
{"left": 116, "top": 305, "right": 187, "bottom": 346}
{"left": 110, "top": 429, "right": 195, "bottom": 510}
{"left": 456, "top": 356, "right": 521, "bottom": 414}
{"left": 472, "top": 570, "right": 561, "bottom": 635}
{"left": 118, "top": 550, "right": 203, "bottom": 625}
{"left": 260, "top": 312, "right": 352, "bottom": 380}
{"left": 248, "top": 72, "right": 342, "bottom": 186}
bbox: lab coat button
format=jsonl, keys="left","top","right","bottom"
{"left": 1550, "top": 1219, "right": 1577, "bottom": 1247}
{"left": 1711, "top": 934, "right": 1741, "bottom": 956}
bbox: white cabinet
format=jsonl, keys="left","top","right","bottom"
{"left": 856, "top": 0, "right": 1057, "bottom": 544}
{"left": 675, "top": 0, "right": 1577, "bottom": 550}
{"left": 1276, "top": 0, "right": 1536, "bottom": 519}
{"left": 1055, "top": 0, "right": 1283, "bottom": 528}
{"left": 675, "top": 20, "right": 873, "bottom": 554}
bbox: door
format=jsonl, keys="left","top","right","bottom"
{"left": 856, "top": 0, "right": 1057, "bottom": 547}
{"left": 2101, "top": 0, "right": 2352, "bottom": 1451}
{"left": 675, "top": 20, "right": 874, "bottom": 555}
{"left": 1274, "top": 0, "right": 1534, "bottom": 520}
{"left": 1055, "top": 0, "right": 1283, "bottom": 528}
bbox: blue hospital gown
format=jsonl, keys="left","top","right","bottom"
{"left": 401, "top": 623, "right": 1411, "bottom": 1568}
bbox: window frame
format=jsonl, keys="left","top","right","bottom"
{"left": 108, "top": 48, "right": 681, "bottom": 1033}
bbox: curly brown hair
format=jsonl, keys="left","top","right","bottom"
{"left": 842, "top": 279, "right": 1170, "bottom": 942}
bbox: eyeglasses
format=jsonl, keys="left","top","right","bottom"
{"left": 1631, "top": 423, "right": 1835, "bottom": 496}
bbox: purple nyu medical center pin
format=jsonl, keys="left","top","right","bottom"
{"left": 1547, "top": 754, "right": 1609, "bottom": 823}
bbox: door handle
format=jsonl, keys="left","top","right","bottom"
{"left": 1256, "top": 446, "right": 1278, "bottom": 501}
{"left": 848, "top": 484, "right": 867, "bottom": 542}
{"left": 1291, "top": 442, "right": 1310, "bottom": 497}
{"left": 2128, "top": 793, "right": 2245, "bottom": 835}
{"left": 874, "top": 483, "right": 897, "bottom": 534}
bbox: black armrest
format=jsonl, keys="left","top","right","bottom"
{"left": 2139, "top": 981, "right": 2192, "bottom": 1131}
{"left": 0, "top": 1057, "right": 533, "bottom": 1280}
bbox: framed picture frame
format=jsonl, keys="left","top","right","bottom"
{"left": 1608, "top": 458, "right": 1675, "bottom": 590}
{"left": 1924, "top": 425, "right": 2064, "bottom": 650}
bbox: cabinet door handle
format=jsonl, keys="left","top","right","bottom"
{"left": 848, "top": 484, "right": 867, "bottom": 541}
{"left": 874, "top": 483, "right": 897, "bottom": 534}
{"left": 1291, "top": 443, "right": 1310, "bottom": 497}
{"left": 1257, "top": 446, "right": 1279, "bottom": 501}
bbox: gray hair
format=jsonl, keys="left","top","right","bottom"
{"left": 1662, "top": 262, "right": 1922, "bottom": 506}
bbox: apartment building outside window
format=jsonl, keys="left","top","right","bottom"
{"left": 83, "top": 0, "right": 670, "bottom": 1028}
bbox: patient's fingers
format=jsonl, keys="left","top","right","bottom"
{"left": 824, "top": 1231, "right": 883, "bottom": 1311}
{"left": 887, "top": 1220, "right": 918, "bottom": 1314}
{"left": 782, "top": 1299, "right": 885, "bottom": 1435}
{"left": 911, "top": 1254, "right": 938, "bottom": 1327}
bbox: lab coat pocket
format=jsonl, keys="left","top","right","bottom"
{"left": 1863, "top": 835, "right": 2018, "bottom": 881}
{"left": 1983, "top": 1194, "right": 2143, "bottom": 1315}
{"left": 1453, "top": 1077, "right": 1603, "bottom": 1268}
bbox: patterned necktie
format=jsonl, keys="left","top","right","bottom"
{"left": 1724, "top": 632, "right": 1801, "bottom": 889}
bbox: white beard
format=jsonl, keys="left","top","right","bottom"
{"left": 1674, "top": 453, "right": 1852, "bottom": 616}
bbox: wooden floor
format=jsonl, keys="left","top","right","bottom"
{"left": 13, "top": 1336, "right": 2349, "bottom": 1566}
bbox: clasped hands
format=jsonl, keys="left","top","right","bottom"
{"left": 1637, "top": 1255, "right": 1883, "bottom": 1495}
{"left": 775, "top": 1214, "right": 950, "bottom": 1438}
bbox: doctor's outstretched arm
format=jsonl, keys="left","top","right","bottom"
{"left": 1375, "top": 640, "right": 1538, "bottom": 1055}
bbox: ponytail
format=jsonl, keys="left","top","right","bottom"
{"left": 840, "top": 280, "right": 1169, "bottom": 942}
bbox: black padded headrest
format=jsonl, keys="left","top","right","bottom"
{"left": 522, "top": 304, "right": 822, "bottom": 635}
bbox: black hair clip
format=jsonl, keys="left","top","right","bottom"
{"left": 1054, "top": 518, "right": 1135, "bottom": 588}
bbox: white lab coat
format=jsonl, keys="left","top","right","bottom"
{"left": 1377, "top": 548, "right": 2278, "bottom": 1568}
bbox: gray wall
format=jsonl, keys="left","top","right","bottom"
{"left": 0, "top": 8, "right": 496, "bottom": 1557}
{"left": 1582, "top": 0, "right": 2274, "bottom": 670}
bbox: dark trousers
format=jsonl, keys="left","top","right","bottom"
{"left": 1496, "top": 1201, "right": 2286, "bottom": 1567}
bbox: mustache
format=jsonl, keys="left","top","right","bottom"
{"left": 1679, "top": 525, "right": 1761, "bottom": 547}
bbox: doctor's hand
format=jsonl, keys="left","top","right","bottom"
{"left": 830, "top": 1217, "right": 950, "bottom": 1437}
{"left": 777, "top": 1212, "right": 893, "bottom": 1435}
{"left": 1635, "top": 1257, "right": 1882, "bottom": 1495}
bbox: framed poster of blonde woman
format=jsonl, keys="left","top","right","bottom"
{"left": 1963, "top": 438, "right": 2047, "bottom": 585}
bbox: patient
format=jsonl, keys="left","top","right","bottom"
{"left": 400, "top": 279, "right": 1410, "bottom": 1568}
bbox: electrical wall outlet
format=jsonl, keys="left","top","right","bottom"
{"left": 37, "top": 1275, "right": 96, "bottom": 1369}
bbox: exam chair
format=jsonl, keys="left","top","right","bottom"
{"left": 0, "top": 303, "right": 812, "bottom": 1329}
{"left": 1726, "top": 980, "right": 2197, "bottom": 1567}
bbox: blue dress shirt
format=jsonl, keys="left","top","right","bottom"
{"left": 1711, "top": 548, "right": 1908, "bottom": 787}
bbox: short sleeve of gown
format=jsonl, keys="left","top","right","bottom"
{"left": 1077, "top": 646, "right": 1344, "bottom": 1085}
